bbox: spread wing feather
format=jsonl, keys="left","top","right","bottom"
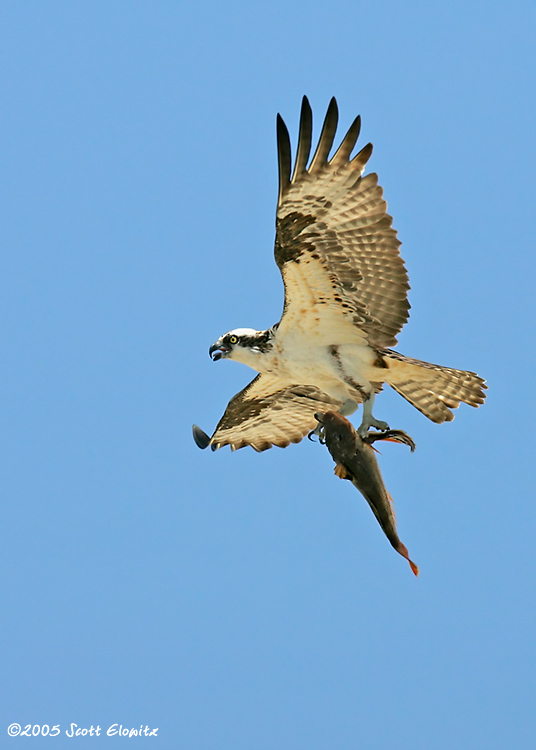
{"left": 207, "top": 374, "right": 343, "bottom": 452}
{"left": 275, "top": 96, "right": 410, "bottom": 348}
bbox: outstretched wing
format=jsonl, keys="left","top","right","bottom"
{"left": 275, "top": 97, "right": 410, "bottom": 348}
{"left": 195, "top": 374, "right": 342, "bottom": 452}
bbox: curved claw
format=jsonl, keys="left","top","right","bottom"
{"left": 357, "top": 419, "right": 389, "bottom": 439}
{"left": 358, "top": 394, "right": 389, "bottom": 438}
{"left": 308, "top": 423, "right": 326, "bottom": 444}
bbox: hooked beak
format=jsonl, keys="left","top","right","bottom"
{"left": 209, "top": 342, "right": 230, "bottom": 361}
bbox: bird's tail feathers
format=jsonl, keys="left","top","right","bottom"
{"left": 383, "top": 350, "right": 487, "bottom": 424}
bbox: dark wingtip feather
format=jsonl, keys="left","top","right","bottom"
{"left": 330, "top": 114, "right": 362, "bottom": 166}
{"left": 291, "top": 96, "right": 313, "bottom": 183}
{"left": 192, "top": 424, "right": 211, "bottom": 450}
{"left": 351, "top": 142, "right": 373, "bottom": 171}
{"left": 276, "top": 113, "right": 292, "bottom": 205}
{"left": 309, "top": 97, "right": 339, "bottom": 173}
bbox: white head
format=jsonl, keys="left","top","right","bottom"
{"left": 209, "top": 327, "right": 274, "bottom": 366}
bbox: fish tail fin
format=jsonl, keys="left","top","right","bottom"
{"left": 395, "top": 541, "right": 419, "bottom": 577}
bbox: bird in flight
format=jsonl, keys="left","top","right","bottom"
{"left": 193, "top": 97, "right": 486, "bottom": 453}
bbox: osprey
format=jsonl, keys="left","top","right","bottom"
{"left": 193, "top": 97, "right": 486, "bottom": 452}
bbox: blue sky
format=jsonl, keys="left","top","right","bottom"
{"left": 1, "top": 1, "right": 535, "bottom": 747}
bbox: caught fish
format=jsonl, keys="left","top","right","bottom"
{"left": 315, "top": 411, "right": 419, "bottom": 576}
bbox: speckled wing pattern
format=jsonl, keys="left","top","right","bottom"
{"left": 275, "top": 96, "right": 409, "bottom": 348}
{"left": 199, "top": 99, "right": 413, "bottom": 451}
{"left": 208, "top": 375, "right": 342, "bottom": 452}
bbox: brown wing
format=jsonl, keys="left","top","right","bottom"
{"left": 202, "top": 374, "right": 343, "bottom": 452}
{"left": 275, "top": 97, "right": 410, "bottom": 348}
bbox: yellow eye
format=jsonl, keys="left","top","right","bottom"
{"left": 229, "top": 335, "right": 238, "bottom": 345}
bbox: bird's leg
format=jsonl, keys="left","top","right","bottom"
{"left": 339, "top": 399, "right": 359, "bottom": 417}
{"left": 357, "top": 393, "right": 389, "bottom": 438}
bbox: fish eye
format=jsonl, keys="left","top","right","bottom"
{"left": 229, "top": 335, "right": 238, "bottom": 345}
